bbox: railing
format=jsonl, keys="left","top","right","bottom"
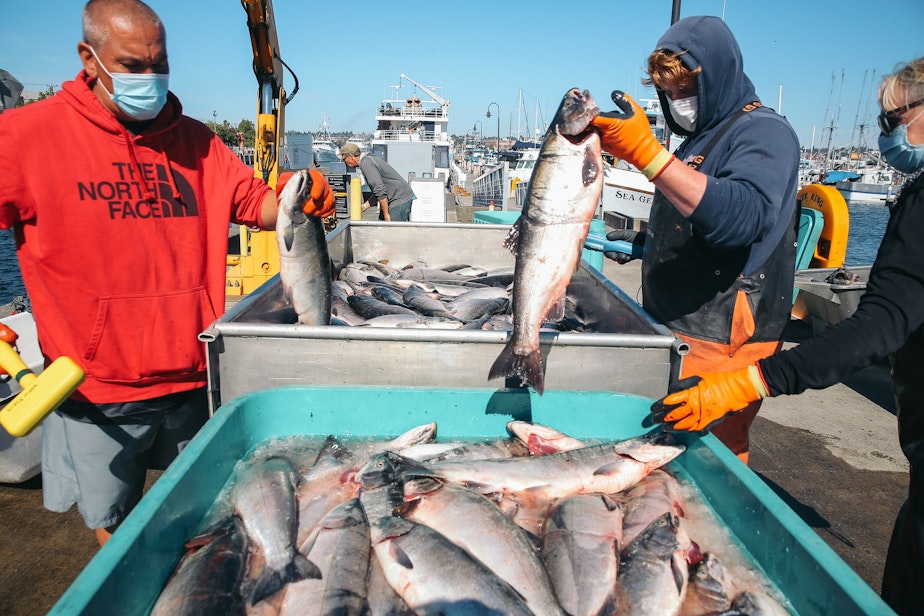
{"left": 376, "top": 106, "right": 448, "bottom": 119}
{"left": 373, "top": 130, "right": 450, "bottom": 143}
{"left": 472, "top": 163, "right": 508, "bottom": 209}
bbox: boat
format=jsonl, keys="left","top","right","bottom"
{"left": 371, "top": 73, "right": 452, "bottom": 182}
{"left": 823, "top": 168, "right": 900, "bottom": 204}
{"left": 344, "top": 137, "right": 370, "bottom": 154}
{"left": 600, "top": 160, "right": 655, "bottom": 224}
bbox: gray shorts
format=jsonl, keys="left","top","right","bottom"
{"left": 41, "top": 388, "right": 208, "bottom": 530}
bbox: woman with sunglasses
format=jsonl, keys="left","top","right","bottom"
{"left": 646, "top": 57, "right": 924, "bottom": 615}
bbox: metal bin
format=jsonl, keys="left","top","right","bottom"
{"left": 200, "top": 221, "right": 686, "bottom": 412}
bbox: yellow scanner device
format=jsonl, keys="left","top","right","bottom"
{"left": 0, "top": 322, "right": 85, "bottom": 437}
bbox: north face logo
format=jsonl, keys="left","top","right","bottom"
{"left": 77, "top": 161, "right": 199, "bottom": 219}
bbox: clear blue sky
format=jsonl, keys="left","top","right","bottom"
{"left": 3, "top": 1, "right": 922, "bottom": 151}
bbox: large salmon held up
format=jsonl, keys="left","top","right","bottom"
{"left": 489, "top": 88, "right": 604, "bottom": 394}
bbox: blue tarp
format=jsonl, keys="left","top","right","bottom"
{"left": 823, "top": 171, "right": 861, "bottom": 184}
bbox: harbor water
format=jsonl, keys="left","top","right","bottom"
{"left": 0, "top": 230, "right": 26, "bottom": 306}
{"left": 0, "top": 202, "right": 892, "bottom": 307}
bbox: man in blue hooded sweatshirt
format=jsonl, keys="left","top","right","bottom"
{"left": 592, "top": 16, "right": 800, "bottom": 463}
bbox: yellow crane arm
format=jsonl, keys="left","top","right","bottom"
{"left": 241, "top": 0, "right": 293, "bottom": 186}
{"left": 227, "top": 0, "right": 298, "bottom": 295}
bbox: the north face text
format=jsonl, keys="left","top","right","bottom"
{"left": 76, "top": 162, "right": 198, "bottom": 219}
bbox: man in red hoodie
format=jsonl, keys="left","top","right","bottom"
{"left": 0, "top": 0, "right": 334, "bottom": 546}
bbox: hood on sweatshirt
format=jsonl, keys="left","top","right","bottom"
{"left": 653, "top": 16, "right": 758, "bottom": 137}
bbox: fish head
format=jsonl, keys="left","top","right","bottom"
{"left": 355, "top": 451, "right": 430, "bottom": 490}
{"left": 355, "top": 452, "right": 400, "bottom": 489}
{"left": 384, "top": 422, "right": 439, "bottom": 451}
{"left": 278, "top": 169, "right": 312, "bottom": 222}
{"left": 613, "top": 431, "right": 686, "bottom": 467}
{"left": 634, "top": 512, "right": 683, "bottom": 556}
{"left": 552, "top": 88, "right": 601, "bottom": 143}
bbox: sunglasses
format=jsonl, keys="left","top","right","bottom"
{"left": 878, "top": 99, "right": 924, "bottom": 136}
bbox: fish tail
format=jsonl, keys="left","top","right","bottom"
{"left": 249, "top": 553, "right": 322, "bottom": 605}
{"left": 488, "top": 342, "right": 545, "bottom": 395}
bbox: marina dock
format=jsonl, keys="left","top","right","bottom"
{"left": 0, "top": 226, "right": 907, "bottom": 614}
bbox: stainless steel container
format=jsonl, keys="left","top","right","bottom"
{"left": 794, "top": 265, "right": 872, "bottom": 331}
{"left": 201, "top": 222, "right": 686, "bottom": 411}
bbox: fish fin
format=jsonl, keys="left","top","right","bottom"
{"left": 600, "top": 493, "right": 620, "bottom": 511}
{"left": 592, "top": 461, "right": 626, "bottom": 476}
{"left": 282, "top": 225, "right": 295, "bottom": 252}
{"left": 298, "top": 525, "right": 321, "bottom": 556}
{"left": 583, "top": 147, "right": 602, "bottom": 186}
{"left": 503, "top": 218, "right": 521, "bottom": 255}
{"left": 182, "top": 522, "right": 230, "bottom": 550}
{"left": 488, "top": 342, "right": 545, "bottom": 395}
{"left": 293, "top": 552, "right": 322, "bottom": 581}
{"left": 594, "top": 595, "right": 618, "bottom": 616}
{"left": 249, "top": 553, "right": 322, "bottom": 605}
{"left": 671, "top": 552, "right": 688, "bottom": 596}
{"left": 544, "top": 295, "right": 566, "bottom": 323}
{"left": 388, "top": 542, "right": 414, "bottom": 569}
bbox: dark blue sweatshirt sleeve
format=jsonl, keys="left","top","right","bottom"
{"left": 688, "top": 114, "right": 800, "bottom": 250}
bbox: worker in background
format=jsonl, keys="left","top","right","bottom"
{"left": 591, "top": 15, "right": 801, "bottom": 464}
{"left": 0, "top": 0, "right": 334, "bottom": 547}
{"left": 650, "top": 57, "right": 924, "bottom": 616}
{"left": 341, "top": 142, "right": 416, "bottom": 221}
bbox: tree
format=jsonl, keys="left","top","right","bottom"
{"left": 16, "top": 84, "right": 56, "bottom": 107}
{"left": 236, "top": 118, "right": 255, "bottom": 148}
{"left": 206, "top": 117, "right": 256, "bottom": 149}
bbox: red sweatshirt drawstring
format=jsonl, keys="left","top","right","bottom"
{"left": 159, "top": 151, "right": 182, "bottom": 201}
{"left": 118, "top": 124, "right": 157, "bottom": 203}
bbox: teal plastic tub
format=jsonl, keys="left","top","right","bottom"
{"left": 49, "top": 387, "right": 893, "bottom": 616}
{"left": 473, "top": 210, "right": 606, "bottom": 271}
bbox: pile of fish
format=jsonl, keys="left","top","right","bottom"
{"left": 151, "top": 423, "right": 791, "bottom": 615}
{"left": 258, "top": 256, "right": 604, "bottom": 342}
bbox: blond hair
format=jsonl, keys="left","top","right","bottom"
{"left": 642, "top": 49, "right": 702, "bottom": 92}
{"left": 878, "top": 57, "right": 924, "bottom": 112}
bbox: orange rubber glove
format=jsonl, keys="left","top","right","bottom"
{"left": 590, "top": 90, "right": 675, "bottom": 181}
{"left": 276, "top": 169, "right": 336, "bottom": 218}
{"left": 650, "top": 366, "right": 770, "bottom": 432}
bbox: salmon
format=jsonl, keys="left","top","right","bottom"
{"left": 488, "top": 88, "right": 604, "bottom": 394}
{"left": 276, "top": 169, "right": 332, "bottom": 325}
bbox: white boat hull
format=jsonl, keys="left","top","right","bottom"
{"left": 834, "top": 180, "right": 896, "bottom": 203}
{"left": 601, "top": 166, "right": 655, "bottom": 219}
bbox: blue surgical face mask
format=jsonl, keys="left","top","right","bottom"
{"left": 667, "top": 95, "right": 698, "bottom": 132}
{"left": 90, "top": 47, "right": 169, "bottom": 121}
{"left": 879, "top": 114, "right": 924, "bottom": 174}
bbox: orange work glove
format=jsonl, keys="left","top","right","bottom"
{"left": 650, "top": 366, "right": 770, "bottom": 432}
{"left": 590, "top": 90, "right": 675, "bottom": 181}
{"left": 276, "top": 169, "right": 336, "bottom": 218}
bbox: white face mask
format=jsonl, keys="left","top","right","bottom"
{"left": 668, "top": 95, "right": 698, "bottom": 132}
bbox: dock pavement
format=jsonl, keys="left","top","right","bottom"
{"left": 0, "top": 207, "right": 907, "bottom": 614}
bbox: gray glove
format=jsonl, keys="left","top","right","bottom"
{"left": 604, "top": 229, "right": 645, "bottom": 264}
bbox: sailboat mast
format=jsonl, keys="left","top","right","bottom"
{"left": 848, "top": 70, "right": 869, "bottom": 172}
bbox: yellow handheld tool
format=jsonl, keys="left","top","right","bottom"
{"left": 0, "top": 322, "right": 84, "bottom": 437}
